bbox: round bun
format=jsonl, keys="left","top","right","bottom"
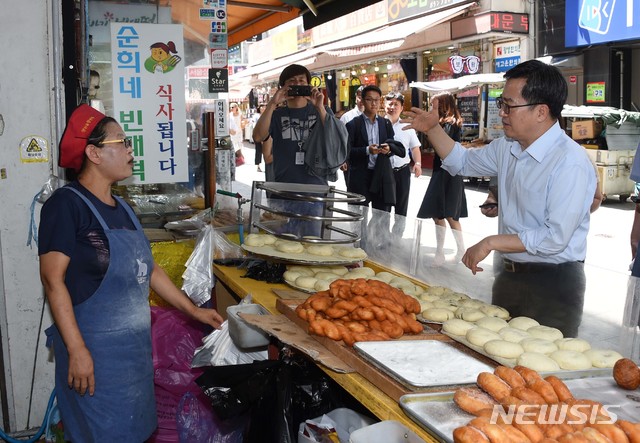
{"left": 475, "top": 316, "right": 509, "bottom": 332}
{"left": 261, "top": 234, "right": 277, "bottom": 245}
{"left": 244, "top": 234, "right": 266, "bottom": 247}
{"left": 466, "top": 327, "right": 501, "bottom": 347}
{"left": 442, "top": 319, "right": 476, "bottom": 336}
{"left": 295, "top": 276, "right": 318, "bottom": 289}
{"left": 306, "top": 244, "right": 334, "bottom": 256}
{"left": 555, "top": 338, "right": 591, "bottom": 353}
{"left": 613, "top": 358, "right": 640, "bottom": 390}
{"left": 350, "top": 267, "right": 376, "bottom": 277}
{"left": 527, "top": 325, "right": 563, "bottom": 342}
{"left": 484, "top": 340, "right": 525, "bottom": 359}
{"left": 287, "top": 266, "right": 314, "bottom": 276}
{"left": 276, "top": 241, "right": 304, "bottom": 254}
{"left": 314, "top": 280, "right": 331, "bottom": 291}
{"left": 549, "top": 350, "right": 592, "bottom": 370}
{"left": 422, "top": 308, "right": 455, "bottom": 322}
{"left": 283, "top": 270, "right": 302, "bottom": 282}
{"left": 520, "top": 337, "right": 559, "bottom": 355}
{"left": 498, "top": 327, "right": 530, "bottom": 343}
{"left": 314, "top": 272, "right": 340, "bottom": 282}
{"left": 338, "top": 247, "right": 367, "bottom": 259}
{"left": 479, "top": 304, "right": 510, "bottom": 319}
{"left": 374, "top": 271, "right": 395, "bottom": 282}
{"left": 455, "top": 307, "right": 486, "bottom": 322}
{"left": 517, "top": 352, "right": 561, "bottom": 372}
{"left": 508, "top": 316, "right": 540, "bottom": 331}
{"left": 583, "top": 349, "right": 624, "bottom": 368}
{"left": 329, "top": 266, "right": 349, "bottom": 276}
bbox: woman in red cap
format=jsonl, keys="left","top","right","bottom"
{"left": 38, "top": 104, "right": 224, "bottom": 442}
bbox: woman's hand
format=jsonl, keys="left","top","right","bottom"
{"left": 68, "top": 345, "right": 95, "bottom": 396}
{"left": 191, "top": 306, "right": 224, "bottom": 330}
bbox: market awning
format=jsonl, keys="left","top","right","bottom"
{"left": 317, "top": 3, "right": 471, "bottom": 57}
{"left": 410, "top": 73, "right": 506, "bottom": 94}
{"left": 169, "top": 0, "right": 382, "bottom": 47}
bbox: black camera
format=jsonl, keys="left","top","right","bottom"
{"left": 288, "top": 85, "right": 312, "bottom": 96}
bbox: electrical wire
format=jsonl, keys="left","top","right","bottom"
{"left": 0, "top": 389, "right": 55, "bottom": 443}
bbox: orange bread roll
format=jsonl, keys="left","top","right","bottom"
{"left": 453, "top": 387, "right": 498, "bottom": 415}
{"left": 453, "top": 425, "right": 490, "bottom": 443}
{"left": 477, "top": 372, "right": 513, "bottom": 402}
{"left": 545, "top": 375, "right": 575, "bottom": 403}
{"left": 495, "top": 365, "right": 527, "bottom": 389}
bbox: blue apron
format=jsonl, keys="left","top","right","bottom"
{"left": 46, "top": 187, "right": 156, "bottom": 442}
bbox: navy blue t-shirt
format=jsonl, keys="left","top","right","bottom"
{"left": 38, "top": 181, "right": 139, "bottom": 305}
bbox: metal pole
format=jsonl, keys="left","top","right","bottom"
{"left": 204, "top": 112, "right": 217, "bottom": 209}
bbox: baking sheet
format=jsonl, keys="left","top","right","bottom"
{"left": 399, "top": 371, "right": 632, "bottom": 443}
{"left": 353, "top": 340, "right": 494, "bottom": 389}
{"left": 242, "top": 244, "right": 366, "bottom": 265}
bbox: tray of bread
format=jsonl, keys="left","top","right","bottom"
{"left": 241, "top": 233, "right": 367, "bottom": 265}
{"left": 440, "top": 315, "right": 624, "bottom": 372}
{"left": 399, "top": 364, "right": 638, "bottom": 443}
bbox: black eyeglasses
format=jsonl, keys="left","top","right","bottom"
{"left": 102, "top": 137, "right": 132, "bottom": 149}
{"left": 496, "top": 97, "right": 545, "bottom": 115}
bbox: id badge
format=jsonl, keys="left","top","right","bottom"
{"left": 295, "top": 151, "right": 305, "bottom": 165}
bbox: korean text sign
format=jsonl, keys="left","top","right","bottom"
{"left": 110, "top": 23, "right": 188, "bottom": 184}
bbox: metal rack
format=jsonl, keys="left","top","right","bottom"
{"left": 248, "top": 181, "right": 366, "bottom": 244}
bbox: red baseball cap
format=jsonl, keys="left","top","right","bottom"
{"left": 59, "top": 104, "right": 107, "bottom": 172}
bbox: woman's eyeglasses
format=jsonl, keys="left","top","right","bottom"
{"left": 102, "top": 137, "right": 132, "bottom": 149}
{"left": 495, "top": 97, "right": 545, "bottom": 115}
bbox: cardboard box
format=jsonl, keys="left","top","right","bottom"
{"left": 572, "top": 120, "right": 603, "bottom": 140}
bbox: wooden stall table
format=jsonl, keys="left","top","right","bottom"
{"left": 213, "top": 262, "right": 441, "bottom": 442}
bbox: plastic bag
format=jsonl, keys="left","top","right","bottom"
{"left": 182, "top": 224, "right": 215, "bottom": 306}
{"left": 191, "top": 320, "right": 268, "bottom": 367}
{"left": 151, "top": 307, "right": 209, "bottom": 440}
{"left": 177, "top": 392, "right": 245, "bottom": 443}
{"left": 213, "top": 228, "right": 244, "bottom": 259}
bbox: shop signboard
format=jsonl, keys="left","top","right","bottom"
{"left": 494, "top": 41, "right": 521, "bottom": 73}
{"left": 208, "top": 68, "right": 229, "bottom": 93}
{"left": 586, "top": 82, "right": 606, "bottom": 103}
{"left": 486, "top": 87, "right": 504, "bottom": 141}
{"left": 110, "top": 23, "right": 188, "bottom": 184}
{"left": 387, "top": 0, "right": 473, "bottom": 22}
{"left": 566, "top": 0, "right": 640, "bottom": 47}
{"left": 89, "top": 1, "right": 171, "bottom": 44}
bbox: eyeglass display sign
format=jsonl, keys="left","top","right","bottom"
{"left": 448, "top": 55, "right": 480, "bottom": 75}
{"left": 565, "top": 0, "right": 640, "bottom": 47}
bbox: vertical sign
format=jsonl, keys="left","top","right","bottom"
{"left": 494, "top": 41, "right": 521, "bottom": 73}
{"left": 204, "top": 0, "right": 229, "bottom": 71}
{"left": 111, "top": 23, "right": 188, "bottom": 184}
{"left": 586, "top": 82, "right": 606, "bottom": 103}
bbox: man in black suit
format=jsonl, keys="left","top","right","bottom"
{"left": 345, "top": 85, "right": 405, "bottom": 212}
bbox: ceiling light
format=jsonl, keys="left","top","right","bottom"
{"left": 351, "top": 70, "right": 357, "bottom": 76}
{"left": 361, "top": 68, "right": 367, "bottom": 74}
{"left": 386, "top": 64, "right": 392, "bottom": 70}
{"left": 374, "top": 66, "right": 379, "bottom": 72}
{"left": 341, "top": 72, "right": 346, "bottom": 78}
{"left": 327, "top": 74, "right": 332, "bottom": 80}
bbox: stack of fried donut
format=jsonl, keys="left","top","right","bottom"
{"left": 452, "top": 365, "right": 640, "bottom": 442}
{"left": 295, "top": 278, "right": 423, "bottom": 346}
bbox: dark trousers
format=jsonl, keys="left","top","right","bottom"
{"left": 393, "top": 165, "right": 411, "bottom": 217}
{"left": 254, "top": 142, "right": 263, "bottom": 164}
{"left": 492, "top": 261, "right": 586, "bottom": 337}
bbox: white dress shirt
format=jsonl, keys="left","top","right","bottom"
{"left": 389, "top": 120, "right": 420, "bottom": 168}
{"left": 442, "top": 122, "right": 596, "bottom": 263}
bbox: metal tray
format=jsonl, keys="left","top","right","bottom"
{"left": 399, "top": 370, "right": 632, "bottom": 443}
{"left": 353, "top": 340, "right": 494, "bottom": 389}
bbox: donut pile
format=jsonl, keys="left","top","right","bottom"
{"left": 452, "top": 365, "right": 640, "bottom": 442}
{"left": 295, "top": 278, "right": 423, "bottom": 346}
{"left": 443, "top": 315, "right": 624, "bottom": 371}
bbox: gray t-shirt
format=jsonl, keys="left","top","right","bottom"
{"left": 269, "top": 103, "right": 326, "bottom": 185}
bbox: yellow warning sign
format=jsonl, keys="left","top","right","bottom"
{"left": 20, "top": 135, "right": 49, "bottom": 163}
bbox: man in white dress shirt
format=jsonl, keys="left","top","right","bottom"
{"left": 402, "top": 60, "right": 596, "bottom": 336}
{"left": 385, "top": 92, "right": 422, "bottom": 218}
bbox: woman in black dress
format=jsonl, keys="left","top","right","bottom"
{"left": 417, "top": 92, "right": 468, "bottom": 265}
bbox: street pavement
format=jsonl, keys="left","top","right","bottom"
{"left": 230, "top": 141, "right": 637, "bottom": 352}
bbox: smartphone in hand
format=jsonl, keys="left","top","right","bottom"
{"left": 288, "top": 85, "right": 312, "bottom": 96}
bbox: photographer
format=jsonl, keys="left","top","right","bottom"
{"left": 252, "top": 64, "right": 347, "bottom": 186}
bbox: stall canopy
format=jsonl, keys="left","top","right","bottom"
{"left": 410, "top": 73, "right": 506, "bottom": 94}
{"left": 169, "top": 0, "right": 380, "bottom": 47}
{"left": 562, "top": 105, "right": 640, "bottom": 128}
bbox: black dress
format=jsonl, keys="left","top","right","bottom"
{"left": 417, "top": 123, "right": 468, "bottom": 220}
